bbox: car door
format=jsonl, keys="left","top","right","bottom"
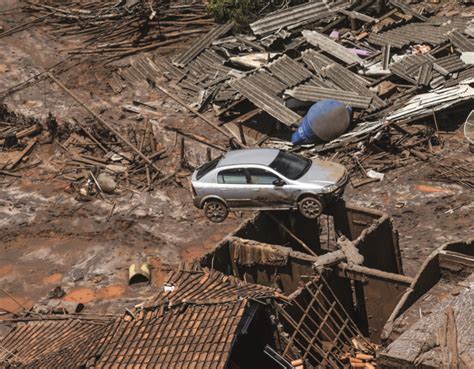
{"left": 247, "top": 168, "right": 293, "bottom": 207}
{"left": 216, "top": 168, "right": 251, "bottom": 208}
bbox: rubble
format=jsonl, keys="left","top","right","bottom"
{"left": 1, "top": 1, "right": 474, "bottom": 368}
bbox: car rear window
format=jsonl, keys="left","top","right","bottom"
{"left": 196, "top": 157, "right": 220, "bottom": 180}
{"left": 269, "top": 151, "right": 311, "bottom": 180}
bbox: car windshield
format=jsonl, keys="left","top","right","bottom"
{"left": 196, "top": 157, "right": 221, "bottom": 180}
{"left": 269, "top": 151, "right": 311, "bottom": 180}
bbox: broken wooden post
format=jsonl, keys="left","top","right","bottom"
{"left": 264, "top": 212, "right": 318, "bottom": 258}
{"left": 47, "top": 73, "right": 162, "bottom": 174}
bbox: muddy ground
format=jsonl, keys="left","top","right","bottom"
{"left": 0, "top": 2, "right": 473, "bottom": 318}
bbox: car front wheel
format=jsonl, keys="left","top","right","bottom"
{"left": 204, "top": 200, "right": 228, "bottom": 223}
{"left": 298, "top": 196, "right": 324, "bottom": 219}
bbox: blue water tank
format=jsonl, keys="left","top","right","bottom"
{"left": 292, "top": 100, "right": 352, "bottom": 145}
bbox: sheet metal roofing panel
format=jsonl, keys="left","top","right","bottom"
{"left": 245, "top": 70, "right": 287, "bottom": 96}
{"left": 187, "top": 49, "right": 233, "bottom": 79}
{"left": 231, "top": 77, "right": 302, "bottom": 126}
{"left": 390, "top": 54, "right": 434, "bottom": 84}
{"left": 368, "top": 23, "right": 454, "bottom": 48}
{"left": 449, "top": 31, "right": 474, "bottom": 52}
{"left": 387, "top": 85, "right": 474, "bottom": 122}
{"left": 302, "top": 49, "right": 335, "bottom": 71}
{"left": 435, "top": 54, "right": 467, "bottom": 73}
{"left": 417, "top": 62, "right": 433, "bottom": 86}
{"left": 302, "top": 30, "right": 365, "bottom": 66}
{"left": 250, "top": 0, "right": 347, "bottom": 36}
{"left": 427, "top": 16, "right": 474, "bottom": 29}
{"left": 445, "top": 66, "right": 474, "bottom": 87}
{"left": 286, "top": 85, "right": 372, "bottom": 108}
{"left": 322, "top": 64, "right": 386, "bottom": 110}
{"left": 173, "top": 22, "right": 234, "bottom": 67}
{"left": 153, "top": 57, "right": 185, "bottom": 79}
{"left": 266, "top": 55, "right": 314, "bottom": 88}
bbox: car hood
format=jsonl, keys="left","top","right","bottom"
{"left": 298, "top": 158, "right": 346, "bottom": 184}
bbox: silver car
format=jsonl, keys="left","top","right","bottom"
{"left": 191, "top": 148, "right": 348, "bottom": 223}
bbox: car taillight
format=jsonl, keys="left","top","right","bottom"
{"left": 191, "top": 184, "right": 197, "bottom": 196}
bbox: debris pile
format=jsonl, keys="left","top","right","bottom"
{"left": 24, "top": 1, "right": 215, "bottom": 61}
{"left": 109, "top": 0, "right": 474, "bottom": 184}
{"left": 427, "top": 156, "right": 474, "bottom": 189}
{"left": 0, "top": 104, "right": 42, "bottom": 178}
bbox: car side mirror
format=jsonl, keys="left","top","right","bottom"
{"left": 273, "top": 179, "right": 285, "bottom": 187}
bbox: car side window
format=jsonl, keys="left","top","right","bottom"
{"left": 217, "top": 168, "right": 248, "bottom": 184}
{"left": 248, "top": 168, "right": 280, "bottom": 185}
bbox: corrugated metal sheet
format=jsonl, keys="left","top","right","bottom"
{"left": 417, "top": 62, "right": 433, "bottom": 86}
{"left": 390, "top": 54, "right": 434, "bottom": 84}
{"left": 322, "top": 64, "right": 386, "bottom": 111}
{"left": 173, "top": 22, "right": 234, "bottom": 67}
{"left": 301, "top": 49, "right": 335, "bottom": 72}
{"left": 426, "top": 16, "right": 474, "bottom": 29}
{"left": 153, "top": 57, "right": 185, "bottom": 79}
{"left": 245, "top": 70, "right": 287, "bottom": 96}
{"left": 445, "top": 66, "right": 474, "bottom": 87}
{"left": 449, "top": 31, "right": 474, "bottom": 52}
{"left": 368, "top": 23, "right": 454, "bottom": 48}
{"left": 286, "top": 85, "right": 372, "bottom": 108}
{"left": 435, "top": 54, "right": 467, "bottom": 73}
{"left": 186, "top": 49, "right": 233, "bottom": 80}
{"left": 302, "top": 30, "right": 365, "bottom": 66}
{"left": 387, "top": 85, "right": 474, "bottom": 122}
{"left": 231, "top": 77, "right": 302, "bottom": 126}
{"left": 266, "top": 55, "right": 314, "bottom": 88}
{"left": 250, "top": 0, "right": 347, "bottom": 36}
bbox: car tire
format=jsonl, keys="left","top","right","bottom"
{"left": 298, "top": 196, "right": 324, "bottom": 219}
{"left": 204, "top": 199, "right": 228, "bottom": 223}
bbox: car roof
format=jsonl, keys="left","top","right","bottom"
{"left": 217, "top": 149, "right": 280, "bottom": 168}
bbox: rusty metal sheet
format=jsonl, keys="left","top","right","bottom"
{"left": 286, "top": 85, "right": 372, "bottom": 109}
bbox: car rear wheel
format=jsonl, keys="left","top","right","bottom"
{"left": 298, "top": 196, "right": 324, "bottom": 219}
{"left": 204, "top": 200, "right": 228, "bottom": 223}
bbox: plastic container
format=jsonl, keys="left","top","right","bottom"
{"left": 292, "top": 100, "right": 352, "bottom": 145}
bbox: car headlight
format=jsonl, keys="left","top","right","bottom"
{"left": 322, "top": 184, "right": 338, "bottom": 193}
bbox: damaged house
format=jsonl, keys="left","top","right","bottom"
{"left": 0, "top": 0, "right": 473, "bottom": 368}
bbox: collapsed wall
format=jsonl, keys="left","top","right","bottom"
{"left": 200, "top": 201, "right": 412, "bottom": 344}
